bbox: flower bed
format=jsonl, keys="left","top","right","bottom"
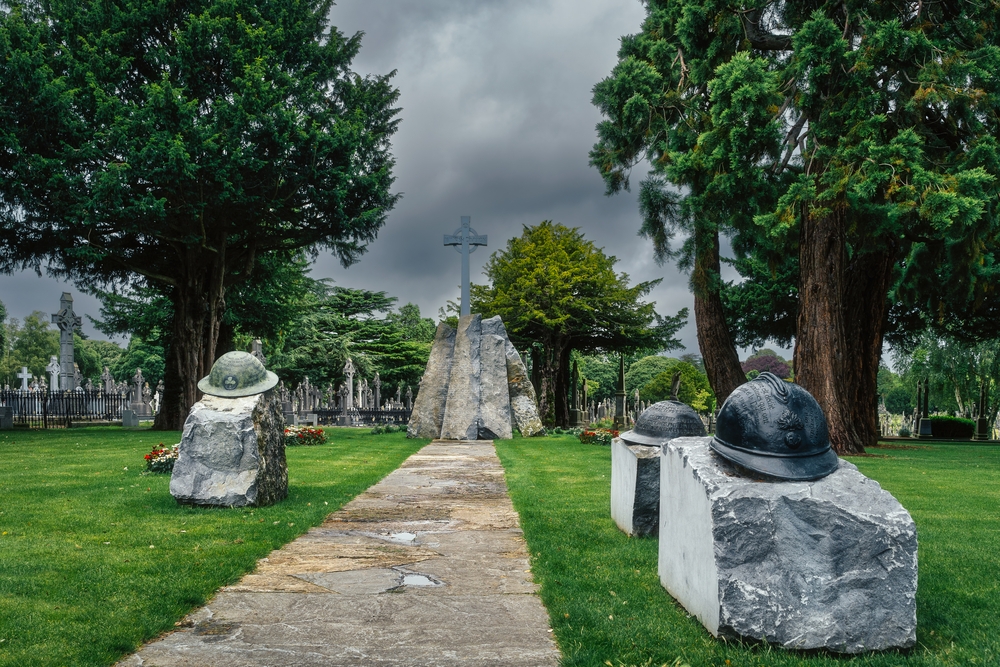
{"left": 284, "top": 426, "right": 327, "bottom": 446}
{"left": 578, "top": 428, "right": 618, "bottom": 446}
{"left": 144, "top": 443, "right": 179, "bottom": 473}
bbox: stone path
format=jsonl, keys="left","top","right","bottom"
{"left": 119, "top": 441, "right": 561, "bottom": 666}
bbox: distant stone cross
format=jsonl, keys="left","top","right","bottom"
{"left": 51, "top": 292, "right": 82, "bottom": 391}
{"left": 17, "top": 367, "right": 31, "bottom": 391}
{"left": 443, "top": 216, "right": 487, "bottom": 317}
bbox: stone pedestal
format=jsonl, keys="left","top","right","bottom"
{"left": 0, "top": 406, "right": 12, "bottom": 429}
{"left": 974, "top": 418, "right": 990, "bottom": 441}
{"left": 659, "top": 437, "right": 917, "bottom": 654}
{"left": 170, "top": 391, "right": 287, "bottom": 507}
{"left": 610, "top": 438, "right": 660, "bottom": 536}
{"left": 917, "top": 417, "right": 933, "bottom": 438}
{"left": 122, "top": 409, "right": 139, "bottom": 428}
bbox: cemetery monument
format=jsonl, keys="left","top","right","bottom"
{"left": 657, "top": 372, "right": 917, "bottom": 653}
{"left": 170, "top": 351, "right": 287, "bottom": 507}
{"left": 51, "top": 292, "right": 82, "bottom": 390}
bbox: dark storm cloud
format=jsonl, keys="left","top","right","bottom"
{"left": 0, "top": 0, "right": 720, "bottom": 353}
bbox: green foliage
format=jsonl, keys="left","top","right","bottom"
{"left": 623, "top": 356, "right": 673, "bottom": 395}
{"left": 111, "top": 336, "right": 165, "bottom": 388}
{"left": 386, "top": 303, "right": 437, "bottom": 343}
{"left": 0, "top": 427, "right": 425, "bottom": 666}
{"left": 497, "top": 436, "right": 1000, "bottom": 667}
{"left": 928, "top": 416, "right": 975, "bottom": 439}
{"left": 0, "top": 311, "right": 58, "bottom": 385}
{"left": 640, "top": 361, "right": 715, "bottom": 414}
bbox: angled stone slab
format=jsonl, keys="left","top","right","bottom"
{"left": 440, "top": 314, "right": 482, "bottom": 440}
{"left": 170, "top": 391, "right": 287, "bottom": 507}
{"left": 479, "top": 316, "right": 513, "bottom": 439}
{"left": 407, "top": 322, "right": 457, "bottom": 439}
{"left": 610, "top": 438, "right": 660, "bottom": 536}
{"left": 658, "top": 437, "right": 917, "bottom": 654}
{"left": 503, "top": 338, "right": 544, "bottom": 437}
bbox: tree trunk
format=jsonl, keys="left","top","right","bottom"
{"left": 692, "top": 227, "right": 745, "bottom": 405}
{"left": 553, "top": 345, "right": 571, "bottom": 428}
{"left": 794, "top": 207, "right": 866, "bottom": 455}
{"left": 153, "top": 249, "right": 227, "bottom": 431}
{"left": 842, "top": 246, "right": 896, "bottom": 451}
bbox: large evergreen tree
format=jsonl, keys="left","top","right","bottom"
{"left": 0, "top": 0, "right": 400, "bottom": 428}
{"left": 592, "top": 1, "right": 1000, "bottom": 454}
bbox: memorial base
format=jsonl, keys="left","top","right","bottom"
{"left": 659, "top": 437, "right": 917, "bottom": 654}
{"left": 610, "top": 438, "right": 660, "bottom": 537}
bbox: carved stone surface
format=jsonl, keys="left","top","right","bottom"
{"left": 658, "top": 437, "right": 918, "bottom": 654}
{"left": 610, "top": 438, "right": 660, "bottom": 536}
{"left": 407, "top": 323, "right": 457, "bottom": 439}
{"left": 170, "top": 391, "right": 288, "bottom": 508}
{"left": 478, "top": 324, "right": 513, "bottom": 440}
{"left": 504, "top": 339, "right": 544, "bottom": 437}
{"left": 440, "top": 314, "right": 483, "bottom": 440}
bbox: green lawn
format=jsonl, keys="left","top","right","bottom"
{"left": 0, "top": 426, "right": 427, "bottom": 667}
{"left": 496, "top": 437, "right": 1000, "bottom": 667}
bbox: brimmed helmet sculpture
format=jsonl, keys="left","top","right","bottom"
{"left": 198, "top": 351, "right": 279, "bottom": 398}
{"left": 620, "top": 400, "right": 706, "bottom": 447}
{"left": 711, "top": 372, "right": 839, "bottom": 481}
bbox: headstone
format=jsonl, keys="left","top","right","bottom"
{"left": 611, "top": 400, "right": 706, "bottom": 536}
{"left": 169, "top": 391, "right": 287, "bottom": 507}
{"left": 0, "top": 406, "right": 12, "bottom": 429}
{"left": 46, "top": 356, "right": 60, "bottom": 391}
{"left": 250, "top": 339, "right": 267, "bottom": 364}
{"left": 407, "top": 324, "right": 459, "bottom": 438}
{"left": 131, "top": 368, "right": 152, "bottom": 417}
{"left": 122, "top": 409, "right": 139, "bottom": 428}
{"left": 17, "top": 367, "right": 31, "bottom": 391}
{"left": 405, "top": 386, "right": 412, "bottom": 410}
{"left": 343, "top": 359, "right": 355, "bottom": 410}
{"left": 101, "top": 367, "right": 114, "bottom": 392}
{"left": 373, "top": 372, "right": 381, "bottom": 412}
{"left": 658, "top": 437, "right": 917, "bottom": 653}
{"left": 479, "top": 316, "right": 513, "bottom": 440}
{"left": 440, "top": 314, "right": 483, "bottom": 440}
{"left": 51, "top": 292, "right": 82, "bottom": 390}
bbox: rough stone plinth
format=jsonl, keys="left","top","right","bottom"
{"left": 170, "top": 391, "right": 287, "bottom": 507}
{"left": 479, "top": 317, "right": 513, "bottom": 440}
{"left": 658, "top": 437, "right": 917, "bottom": 653}
{"left": 504, "top": 338, "right": 544, "bottom": 437}
{"left": 610, "top": 438, "right": 659, "bottom": 536}
{"left": 407, "top": 322, "right": 457, "bottom": 439}
{"left": 440, "top": 314, "right": 482, "bottom": 440}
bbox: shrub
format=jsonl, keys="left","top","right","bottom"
{"left": 929, "top": 416, "right": 975, "bottom": 439}
{"left": 579, "top": 428, "right": 619, "bottom": 446}
{"left": 144, "top": 443, "right": 179, "bottom": 473}
{"left": 898, "top": 427, "right": 911, "bottom": 437}
{"left": 284, "top": 426, "right": 326, "bottom": 446}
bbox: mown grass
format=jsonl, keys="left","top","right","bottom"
{"left": 496, "top": 436, "right": 1000, "bottom": 667}
{"left": 0, "top": 426, "right": 427, "bottom": 667}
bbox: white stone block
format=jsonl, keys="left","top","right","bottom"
{"left": 610, "top": 438, "right": 660, "bottom": 536}
{"left": 658, "top": 437, "right": 917, "bottom": 653}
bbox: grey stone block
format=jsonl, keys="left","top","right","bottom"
{"left": 122, "top": 409, "right": 139, "bottom": 428}
{"left": 407, "top": 322, "right": 456, "bottom": 439}
{"left": 479, "top": 329, "right": 513, "bottom": 440}
{"left": 440, "top": 314, "right": 482, "bottom": 440}
{"left": 503, "top": 338, "right": 544, "bottom": 437}
{"left": 0, "top": 406, "right": 12, "bottom": 429}
{"left": 170, "top": 391, "right": 287, "bottom": 507}
{"left": 610, "top": 438, "right": 660, "bottom": 536}
{"left": 658, "top": 437, "right": 917, "bottom": 653}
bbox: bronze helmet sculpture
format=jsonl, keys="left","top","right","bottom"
{"left": 621, "top": 400, "right": 706, "bottom": 447}
{"left": 711, "top": 372, "right": 839, "bottom": 481}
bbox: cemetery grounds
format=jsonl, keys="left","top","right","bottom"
{"left": 0, "top": 428, "right": 997, "bottom": 666}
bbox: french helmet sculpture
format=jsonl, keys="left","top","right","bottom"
{"left": 198, "top": 351, "right": 279, "bottom": 398}
{"left": 711, "top": 371, "right": 839, "bottom": 481}
{"left": 620, "top": 400, "right": 706, "bottom": 447}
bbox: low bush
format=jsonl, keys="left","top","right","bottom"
{"left": 370, "top": 424, "right": 402, "bottom": 435}
{"left": 284, "top": 426, "right": 327, "bottom": 446}
{"left": 929, "top": 415, "right": 975, "bottom": 438}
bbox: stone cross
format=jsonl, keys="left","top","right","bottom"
{"left": 46, "top": 356, "right": 60, "bottom": 391}
{"left": 51, "top": 292, "right": 82, "bottom": 390}
{"left": 405, "top": 385, "right": 413, "bottom": 410}
{"left": 132, "top": 368, "right": 144, "bottom": 404}
{"left": 443, "top": 216, "right": 487, "bottom": 317}
{"left": 373, "top": 372, "right": 381, "bottom": 412}
{"left": 101, "top": 366, "right": 114, "bottom": 392}
{"left": 17, "top": 367, "right": 31, "bottom": 391}
{"left": 250, "top": 338, "right": 267, "bottom": 365}
{"left": 343, "top": 358, "right": 355, "bottom": 410}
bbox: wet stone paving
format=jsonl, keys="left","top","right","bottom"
{"left": 118, "top": 441, "right": 561, "bottom": 666}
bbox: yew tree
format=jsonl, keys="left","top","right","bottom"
{"left": 593, "top": 1, "right": 1000, "bottom": 454}
{"left": 0, "top": 0, "right": 400, "bottom": 428}
{"left": 471, "top": 221, "right": 685, "bottom": 427}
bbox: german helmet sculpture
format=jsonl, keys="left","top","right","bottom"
{"left": 711, "top": 372, "right": 839, "bottom": 481}
{"left": 198, "top": 351, "right": 279, "bottom": 398}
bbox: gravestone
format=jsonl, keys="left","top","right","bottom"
{"left": 131, "top": 369, "right": 152, "bottom": 417}
{"left": 101, "top": 367, "right": 114, "bottom": 392}
{"left": 51, "top": 292, "right": 82, "bottom": 390}
{"left": 46, "top": 356, "right": 60, "bottom": 391}
{"left": 122, "top": 409, "right": 139, "bottom": 428}
{"left": 0, "top": 406, "right": 12, "bottom": 429}
{"left": 17, "top": 367, "right": 31, "bottom": 391}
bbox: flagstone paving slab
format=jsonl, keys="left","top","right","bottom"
{"left": 118, "top": 441, "right": 560, "bottom": 667}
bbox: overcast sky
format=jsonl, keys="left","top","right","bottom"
{"left": 0, "top": 0, "right": 774, "bottom": 358}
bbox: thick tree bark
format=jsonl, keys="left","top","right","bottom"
{"left": 553, "top": 345, "right": 571, "bottom": 428}
{"left": 842, "top": 246, "right": 896, "bottom": 450}
{"left": 794, "top": 207, "right": 866, "bottom": 455}
{"left": 153, "top": 248, "right": 227, "bottom": 431}
{"left": 693, "top": 228, "right": 745, "bottom": 405}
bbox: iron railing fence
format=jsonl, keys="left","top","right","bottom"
{"left": 0, "top": 390, "right": 132, "bottom": 428}
{"left": 313, "top": 408, "right": 411, "bottom": 427}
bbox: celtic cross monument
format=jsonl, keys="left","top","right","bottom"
{"left": 443, "top": 216, "right": 487, "bottom": 316}
{"left": 51, "top": 292, "right": 82, "bottom": 391}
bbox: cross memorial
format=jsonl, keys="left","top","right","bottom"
{"left": 443, "top": 216, "right": 487, "bottom": 317}
{"left": 46, "top": 356, "right": 60, "bottom": 391}
{"left": 17, "top": 367, "right": 31, "bottom": 391}
{"left": 51, "top": 292, "right": 82, "bottom": 391}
